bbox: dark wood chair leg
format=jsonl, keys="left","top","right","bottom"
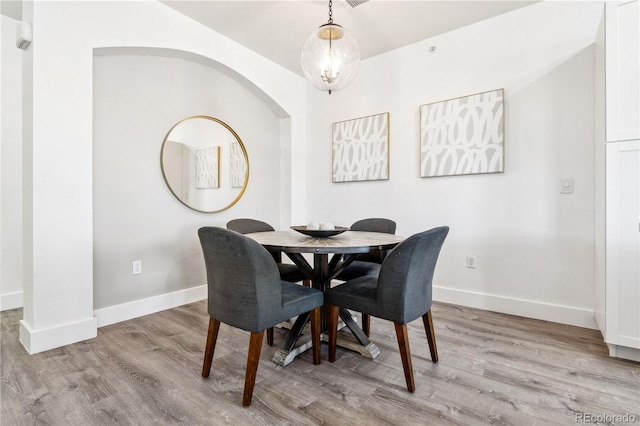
{"left": 394, "top": 322, "right": 415, "bottom": 392}
{"left": 310, "top": 307, "right": 321, "bottom": 365}
{"left": 242, "top": 330, "right": 265, "bottom": 406}
{"left": 422, "top": 310, "right": 438, "bottom": 363}
{"left": 202, "top": 317, "right": 221, "bottom": 377}
{"left": 327, "top": 305, "right": 340, "bottom": 362}
{"left": 266, "top": 327, "right": 274, "bottom": 346}
{"left": 362, "top": 313, "right": 370, "bottom": 337}
{"left": 303, "top": 279, "right": 312, "bottom": 287}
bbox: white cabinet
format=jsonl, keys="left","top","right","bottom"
{"left": 604, "top": 141, "right": 640, "bottom": 361}
{"left": 605, "top": 0, "right": 639, "bottom": 142}
{"left": 597, "top": 0, "right": 640, "bottom": 361}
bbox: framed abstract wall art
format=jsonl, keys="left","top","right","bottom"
{"left": 195, "top": 146, "right": 220, "bottom": 189}
{"left": 332, "top": 112, "right": 390, "bottom": 183}
{"left": 420, "top": 89, "right": 504, "bottom": 178}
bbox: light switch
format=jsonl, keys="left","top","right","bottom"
{"left": 560, "top": 179, "right": 574, "bottom": 194}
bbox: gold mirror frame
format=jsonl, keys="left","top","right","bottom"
{"left": 160, "top": 115, "right": 249, "bottom": 213}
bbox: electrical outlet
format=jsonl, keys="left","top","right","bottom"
{"left": 466, "top": 256, "right": 476, "bottom": 269}
{"left": 560, "top": 178, "right": 574, "bottom": 194}
{"left": 132, "top": 260, "right": 142, "bottom": 275}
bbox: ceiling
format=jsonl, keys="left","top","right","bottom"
{"left": 2, "top": 0, "right": 538, "bottom": 77}
{"left": 0, "top": 0, "right": 22, "bottom": 20}
{"left": 161, "top": 0, "right": 537, "bottom": 76}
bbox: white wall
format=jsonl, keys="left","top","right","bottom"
{"left": 305, "top": 1, "right": 603, "bottom": 328}
{"left": 93, "top": 53, "right": 282, "bottom": 310}
{"left": 21, "top": 1, "right": 306, "bottom": 353}
{"left": 18, "top": 0, "right": 606, "bottom": 354}
{"left": 1, "top": 15, "right": 24, "bottom": 311}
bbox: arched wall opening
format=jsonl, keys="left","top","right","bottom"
{"left": 20, "top": 0, "right": 306, "bottom": 353}
{"left": 92, "top": 47, "right": 291, "bottom": 320}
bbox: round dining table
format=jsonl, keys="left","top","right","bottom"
{"left": 245, "top": 229, "right": 404, "bottom": 366}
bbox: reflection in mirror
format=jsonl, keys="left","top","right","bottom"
{"left": 161, "top": 116, "right": 249, "bottom": 213}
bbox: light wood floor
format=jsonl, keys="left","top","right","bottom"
{"left": 2, "top": 301, "right": 639, "bottom": 425}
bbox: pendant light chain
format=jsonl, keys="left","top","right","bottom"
{"left": 328, "top": 0, "right": 333, "bottom": 24}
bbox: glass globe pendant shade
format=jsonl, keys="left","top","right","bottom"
{"left": 301, "top": 23, "right": 360, "bottom": 94}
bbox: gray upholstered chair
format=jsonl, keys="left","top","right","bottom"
{"left": 227, "top": 218, "right": 309, "bottom": 283}
{"left": 227, "top": 218, "right": 311, "bottom": 345}
{"left": 198, "top": 227, "right": 323, "bottom": 406}
{"left": 337, "top": 218, "right": 396, "bottom": 280}
{"left": 326, "top": 226, "right": 449, "bottom": 392}
{"left": 336, "top": 218, "right": 396, "bottom": 336}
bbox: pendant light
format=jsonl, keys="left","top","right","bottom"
{"left": 301, "top": 0, "right": 360, "bottom": 94}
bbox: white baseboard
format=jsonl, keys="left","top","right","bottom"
{"left": 0, "top": 291, "right": 23, "bottom": 311}
{"left": 19, "top": 316, "right": 98, "bottom": 354}
{"left": 94, "top": 285, "right": 207, "bottom": 328}
{"left": 608, "top": 343, "right": 640, "bottom": 362}
{"left": 16, "top": 286, "right": 207, "bottom": 354}
{"left": 16, "top": 284, "right": 597, "bottom": 354}
{"left": 433, "top": 285, "right": 598, "bottom": 330}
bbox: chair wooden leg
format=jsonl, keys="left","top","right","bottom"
{"left": 394, "top": 322, "right": 415, "bottom": 392}
{"left": 310, "top": 307, "right": 321, "bottom": 365}
{"left": 327, "top": 305, "right": 340, "bottom": 362}
{"left": 303, "top": 279, "right": 312, "bottom": 287}
{"left": 266, "top": 327, "right": 274, "bottom": 346}
{"left": 362, "top": 313, "right": 370, "bottom": 337}
{"left": 422, "top": 310, "right": 439, "bottom": 363}
{"left": 202, "top": 317, "right": 221, "bottom": 378}
{"left": 242, "top": 330, "right": 265, "bottom": 406}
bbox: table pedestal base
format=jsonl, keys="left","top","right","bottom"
{"left": 322, "top": 333, "right": 380, "bottom": 360}
{"left": 272, "top": 338, "right": 313, "bottom": 366}
{"left": 271, "top": 318, "right": 380, "bottom": 366}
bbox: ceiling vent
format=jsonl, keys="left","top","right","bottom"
{"left": 345, "top": 0, "right": 369, "bottom": 8}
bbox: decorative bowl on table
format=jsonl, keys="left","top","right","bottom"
{"left": 290, "top": 225, "right": 349, "bottom": 237}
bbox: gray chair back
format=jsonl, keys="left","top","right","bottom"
{"left": 350, "top": 218, "right": 396, "bottom": 234}
{"left": 350, "top": 218, "right": 397, "bottom": 264}
{"left": 227, "top": 218, "right": 283, "bottom": 262}
{"left": 198, "top": 226, "right": 283, "bottom": 332}
{"left": 226, "top": 218, "right": 275, "bottom": 234}
{"left": 377, "top": 226, "right": 449, "bottom": 324}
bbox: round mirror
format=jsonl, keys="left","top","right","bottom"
{"left": 160, "top": 115, "right": 249, "bottom": 213}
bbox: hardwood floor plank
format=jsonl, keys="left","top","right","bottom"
{"left": 2, "top": 301, "right": 639, "bottom": 425}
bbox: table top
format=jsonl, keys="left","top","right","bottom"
{"left": 245, "top": 230, "right": 404, "bottom": 254}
